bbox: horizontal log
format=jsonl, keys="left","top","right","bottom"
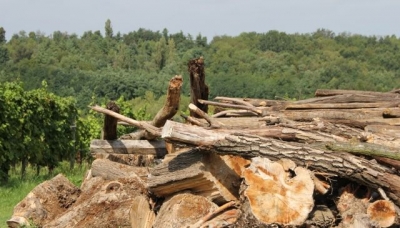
{"left": 161, "top": 120, "right": 400, "bottom": 206}
{"left": 383, "top": 108, "right": 400, "bottom": 118}
{"left": 315, "top": 89, "right": 400, "bottom": 97}
{"left": 90, "top": 139, "right": 166, "bottom": 157}
{"left": 285, "top": 102, "right": 398, "bottom": 110}
{"left": 295, "top": 94, "right": 400, "bottom": 104}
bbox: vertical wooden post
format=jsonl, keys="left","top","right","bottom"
{"left": 188, "top": 56, "right": 209, "bottom": 117}
{"left": 102, "top": 101, "right": 120, "bottom": 140}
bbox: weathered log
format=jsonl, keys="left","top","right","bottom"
{"left": 90, "top": 105, "right": 161, "bottom": 137}
{"left": 188, "top": 57, "right": 209, "bottom": 117}
{"left": 121, "top": 75, "right": 183, "bottom": 140}
{"left": 129, "top": 195, "right": 155, "bottom": 228}
{"left": 214, "top": 96, "right": 255, "bottom": 107}
{"left": 189, "top": 103, "right": 220, "bottom": 128}
{"left": 7, "top": 174, "right": 81, "bottom": 228}
{"left": 199, "top": 99, "right": 263, "bottom": 115}
{"left": 315, "top": 89, "right": 400, "bottom": 97}
{"left": 102, "top": 101, "right": 120, "bottom": 140}
{"left": 285, "top": 102, "right": 398, "bottom": 110}
{"left": 152, "top": 192, "right": 217, "bottom": 228}
{"left": 365, "top": 125, "right": 400, "bottom": 138}
{"left": 147, "top": 149, "right": 244, "bottom": 204}
{"left": 161, "top": 120, "right": 400, "bottom": 207}
{"left": 296, "top": 93, "right": 400, "bottom": 104}
{"left": 90, "top": 139, "right": 166, "bottom": 156}
{"left": 106, "top": 153, "right": 157, "bottom": 167}
{"left": 90, "top": 158, "right": 148, "bottom": 182}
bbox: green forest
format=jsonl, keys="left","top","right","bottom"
{"left": 1, "top": 20, "right": 400, "bottom": 181}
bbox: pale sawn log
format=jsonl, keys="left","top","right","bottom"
{"left": 161, "top": 120, "right": 400, "bottom": 206}
{"left": 90, "top": 139, "right": 166, "bottom": 156}
{"left": 129, "top": 195, "right": 155, "bottom": 228}
{"left": 198, "top": 99, "right": 263, "bottom": 115}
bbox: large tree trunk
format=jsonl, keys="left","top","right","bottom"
{"left": 161, "top": 120, "right": 400, "bottom": 207}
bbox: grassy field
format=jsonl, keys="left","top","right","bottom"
{"left": 0, "top": 162, "right": 89, "bottom": 228}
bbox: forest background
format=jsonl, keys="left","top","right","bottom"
{"left": 0, "top": 19, "right": 400, "bottom": 183}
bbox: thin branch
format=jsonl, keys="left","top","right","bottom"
{"left": 198, "top": 99, "right": 263, "bottom": 116}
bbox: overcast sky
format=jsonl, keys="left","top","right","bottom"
{"left": 1, "top": 0, "right": 400, "bottom": 41}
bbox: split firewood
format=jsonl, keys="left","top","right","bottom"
{"left": 129, "top": 195, "right": 156, "bottom": 228}
{"left": 188, "top": 103, "right": 221, "bottom": 128}
{"left": 161, "top": 120, "right": 400, "bottom": 206}
{"left": 90, "top": 158, "right": 148, "bottom": 182}
{"left": 239, "top": 157, "right": 314, "bottom": 226}
{"left": 188, "top": 57, "right": 209, "bottom": 117}
{"left": 152, "top": 192, "right": 217, "bottom": 228}
{"left": 7, "top": 174, "right": 81, "bottom": 228}
{"left": 147, "top": 149, "right": 242, "bottom": 204}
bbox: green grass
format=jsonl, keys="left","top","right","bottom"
{"left": 0, "top": 162, "right": 89, "bottom": 228}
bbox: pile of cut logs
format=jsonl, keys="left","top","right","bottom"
{"left": 7, "top": 58, "right": 400, "bottom": 227}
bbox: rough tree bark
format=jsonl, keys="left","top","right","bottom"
{"left": 161, "top": 120, "right": 400, "bottom": 207}
{"left": 102, "top": 101, "right": 120, "bottom": 140}
{"left": 188, "top": 57, "right": 209, "bottom": 117}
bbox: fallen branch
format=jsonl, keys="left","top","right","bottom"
{"left": 90, "top": 105, "right": 161, "bottom": 137}
{"left": 198, "top": 99, "right": 263, "bottom": 116}
{"left": 214, "top": 96, "right": 255, "bottom": 107}
{"left": 189, "top": 103, "right": 221, "bottom": 128}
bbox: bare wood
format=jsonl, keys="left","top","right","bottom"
{"left": 102, "top": 101, "right": 120, "bottom": 140}
{"left": 90, "top": 105, "right": 161, "bottom": 137}
{"left": 190, "top": 201, "right": 236, "bottom": 228}
{"left": 180, "top": 113, "right": 205, "bottom": 126}
{"left": 285, "top": 102, "right": 398, "bottom": 110}
{"left": 365, "top": 125, "right": 400, "bottom": 138}
{"left": 214, "top": 96, "right": 255, "bottom": 107}
{"left": 161, "top": 121, "right": 400, "bottom": 206}
{"left": 295, "top": 94, "right": 400, "bottom": 104}
{"left": 90, "top": 159, "right": 147, "bottom": 183}
{"left": 147, "top": 149, "right": 242, "bottom": 204}
{"left": 188, "top": 57, "right": 209, "bottom": 117}
{"left": 315, "top": 89, "right": 400, "bottom": 97}
{"left": 90, "top": 139, "right": 166, "bottom": 156}
{"left": 129, "top": 195, "right": 155, "bottom": 228}
{"left": 189, "top": 103, "right": 220, "bottom": 128}
{"left": 152, "top": 193, "right": 217, "bottom": 228}
{"left": 242, "top": 98, "right": 288, "bottom": 107}
{"left": 198, "top": 99, "right": 263, "bottom": 115}
{"left": 212, "top": 109, "right": 257, "bottom": 118}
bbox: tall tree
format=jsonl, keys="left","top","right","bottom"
{"left": 105, "top": 19, "right": 113, "bottom": 39}
{"left": 0, "top": 27, "right": 5, "bottom": 43}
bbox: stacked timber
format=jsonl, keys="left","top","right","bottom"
{"left": 7, "top": 59, "right": 400, "bottom": 227}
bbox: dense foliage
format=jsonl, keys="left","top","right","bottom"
{"left": 0, "top": 21, "right": 399, "bottom": 181}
